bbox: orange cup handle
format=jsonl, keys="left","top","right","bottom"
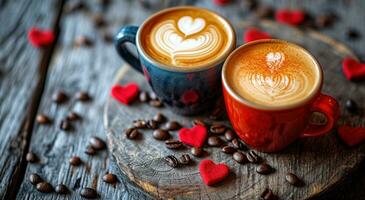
{"left": 300, "top": 94, "right": 340, "bottom": 138}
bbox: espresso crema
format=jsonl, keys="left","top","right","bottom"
{"left": 225, "top": 40, "right": 321, "bottom": 107}
{"left": 140, "top": 7, "right": 234, "bottom": 68}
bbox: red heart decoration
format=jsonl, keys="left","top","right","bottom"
{"left": 111, "top": 83, "right": 140, "bottom": 105}
{"left": 275, "top": 9, "right": 305, "bottom": 26}
{"left": 338, "top": 125, "right": 365, "bottom": 146}
{"left": 199, "top": 159, "right": 230, "bottom": 186}
{"left": 179, "top": 125, "right": 207, "bottom": 147}
{"left": 181, "top": 89, "right": 199, "bottom": 105}
{"left": 342, "top": 57, "right": 365, "bottom": 81}
{"left": 213, "top": 0, "right": 231, "bottom": 6}
{"left": 244, "top": 28, "right": 271, "bottom": 43}
{"left": 28, "top": 27, "right": 55, "bottom": 48}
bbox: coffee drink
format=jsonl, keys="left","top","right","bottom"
{"left": 225, "top": 40, "right": 321, "bottom": 108}
{"left": 139, "top": 7, "right": 235, "bottom": 68}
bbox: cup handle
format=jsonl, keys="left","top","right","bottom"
{"left": 114, "top": 25, "right": 143, "bottom": 73}
{"left": 300, "top": 94, "right": 340, "bottom": 138}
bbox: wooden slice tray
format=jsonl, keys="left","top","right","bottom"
{"left": 104, "top": 20, "right": 365, "bottom": 199}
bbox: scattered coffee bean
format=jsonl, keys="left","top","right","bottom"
{"left": 74, "top": 36, "right": 93, "bottom": 47}
{"left": 347, "top": 28, "right": 361, "bottom": 40}
{"left": 345, "top": 99, "right": 358, "bottom": 113}
{"left": 85, "top": 145, "right": 96, "bottom": 155}
{"left": 164, "top": 121, "right": 181, "bottom": 131}
{"left": 260, "top": 188, "right": 278, "bottom": 200}
{"left": 102, "top": 32, "right": 113, "bottom": 43}
{"left": 26, "top": 152, "right": 38, "bottom": 163}
{"left": 164, "top": 155, "right": 179, "bottom": 168}
{"left": 247, "top": 150, "right": 261, "bottom": 163}
{"left": 153, "top": 113, "right": 166, "bottom": 123}
{"left": 133, "top": 119, "right": 147, "bottom": 129}
{"left": 29, "top": 173, "right": 43, "bottom": 185}
{"left": 55, "top": 184, "right": 69, "bottom": 194}
{"left": 69, "top": 156, "right": 82, "bottom": 166}
{"left": 80, "top": 187, "right": 98, "bottom": 199}
{"left": 179, "top": 154, "right": 191, "bottom": 165}
{"left": 210, "top": 123, "right": 226, "bottom": 134}
{"left": 125, "top": 128, "right": 140, "bottom": 139}
{"left": 36, "top": 182, "right": 53, "bottom": 193}
{"left": 231, "top": 138, "right": 245, "bottom": 150}
{"left": 139, "top": 91, "right": 150, "bottom": 102}
{"left": 221, "top": 145, "right": 236, "bottom": 154}
{"left": 285, "top": 173, "right": 303, "bottom": 186}
{"left": 165, "top": 139, "right": 182, "bottom": 149}
{"left": 256, "top": 164, "right": 274, "bottom": 175}
{"left": 103, "top": 173, "right": 117, "bottom": 184}
{"left": 149, "top": 99, "right": 163, "bottom": 107}
{"left": 207, "top": 136, "right": 222, "bottom": 147}
{"left": 52, "top": 90, "right": 68, "bottom": 104}
{"left": 36, "top": 114, "right": 51, "bottom": 124}
{"left": 147, "top": 120, "right": 159, "bottom": 129}
{"left": 316, "top": 14, "right": 334, "bottom": 28}
{"left": 209, "top": 107, "right": 223, "bottom": 120}
{"left": 67, "top": 112, "right": 81, "bottom": 121}
{"left": 89, "top": 137, "right": 106, "bottom": 150}
{"left": 98, "top": 0, "right": 110, "bottom": 7}
{"left": 191, "top": 147, "right": 204, "bottom": 157}
{"left": 92, "top": 14, "right": 107, "bottom": 28}
{"left": 233, "top": 151, "right": 248, "bottom": 164}
{"left": 224, "top": 130, "right": 236, "bottom": 141}
{"left": 192, "top": 119, "right": 206, "bottom": 127}
{"left": 243, "top": 0, "right": 258, "bottom": 11}
{"left": 153, "top": 129, "right": 170, "bottom": 140}
{"left": 75, "top": 91, "right": 91, "bottom": 101}
{"left": 255, "top": 5, "right": 274, "bottom": 19}
{"left": 60, "top": 120, "right": 72, "bottom": 131}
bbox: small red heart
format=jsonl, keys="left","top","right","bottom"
{"left": 342, "top": 57, "right": 365, "bottom": 81}
{"left": 199, "top": 159, "right": 230, "bottom": 186}
{"left": 111, "top": 83, "right": 140, "bottom": 105}
{"left": 244, "top": 28, "right": 271, "bottom": 43}
{"left": 338, "top": 125, "right": 365, "bottom": 146}
{"left": 275, "top": 9, "right": 305, "bottom": 26}
{"left": 213, "top": 0, "right": 231, "bottom": 6}
{"left": 179, "top": 125, "right": 207, "bottom": 148}
{"left": 181, "top": 89, "right": 199, "bottom": 105}
{"left": 28, "top": 27, "right": 55, "bottom": 48}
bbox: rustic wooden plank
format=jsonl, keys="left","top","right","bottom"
{"left": 0, "top": 0, "right": 62, "bottom": 198}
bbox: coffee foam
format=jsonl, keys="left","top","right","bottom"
{"left": 140, "top": 8, "right": 233, "bottom": 68}
{"left": 226, "top": 41, "right": 320, "bottom": 107}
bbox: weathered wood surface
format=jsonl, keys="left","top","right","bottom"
{"left": 0, "top": 0, "right": 364, "bottom": 199}
{"left": 105, "top": 20, "right": 364, "bottom": 199}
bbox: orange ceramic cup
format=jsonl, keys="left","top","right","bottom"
{"left": 222, "top": 39, "right": 340, "bottom": 152}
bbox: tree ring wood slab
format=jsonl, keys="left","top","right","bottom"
{"left": 104, "top": 20, "right": 365, "bottom": 199}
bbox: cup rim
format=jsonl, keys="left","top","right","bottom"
{"left": 135, "top": 6, "right": 236, "bottom": 73}
{"left": 222, "top": 39, "right": 323, "bottom": 111}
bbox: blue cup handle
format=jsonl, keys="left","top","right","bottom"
{"left": 114, "top": 25, "right": 143, "bottom": 73}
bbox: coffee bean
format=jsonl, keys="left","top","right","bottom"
{"left": 133, "top": 119, "right": 147, "bottom": 129}
{"left": 285, "top": 173, "right": 303, "bottom": 186}
{"left": 345, "top": 99, "right": 358, "bottom": 113}
{"left": 207, "top": 136, "right": 222, "bottom": 147}
{"left": 52, "top": 90, "right": 68, "bottom": 104}
{"left": 164, "top": 121, "right": 181, "bottom": 131}
{"left": 69, "top": 156, "right": 82, "bottom": 166}
{"left": 255, "top": 5, "right": 274, "bottom": 19}
{"left": 316, "top": 14, "right": 334, "bottom": 28}
{"left": 80, "top": 187, "right": 98, "bottom": 198}
{"left": 75, "top": 91, "right": 91, "bottom": 101}
{"left": 149, "top": 99, "right": 163, "bottom": 107}
{"left": 26, "top": 152, "right": 38, "bottom": 163}
{"left": 29, "top": 173, "right": 43, "bottom": 185}
{"left": 260, "top": 188, "right": 278, "bottom": 200}
{"left": 256, "top": 164, "right": 274, "bottom": 175}
{"left": 231, "top": 138, "right": 245, "bottom": 150}
{"left": 36, "top": 182, "right": 53, "bottom": 193}
{"left": 85, "top": 145, "right": 96, "bottom": 155}
{"left": 233, "top": 151, "right": 248, "bottom": 164}
{"left": 67, "top": 112, "right": 81, "bottom": 121}
{"left": 139, "top": 91, "right": 150, "bottom": 102}
{"left": 153, "top": 129, "right": 170, "bottom": 140}
{"left": 153, "top": 113, "right": 166, "bottom": 123}
{"left": 74, "top": 36, "right": 93, "bottom": 47}
{"left": 60, "top": 120, "right": 72, "bottom": 131}
{"left": 347, "top": 28, "right": 361, "bottom": 40}
{"left": 98, "top": 0, "right": 109, "bottom": 7}
{"left": 179, "top": 154, "right": 191, "bottom": 165}
{"left": 147, "top": 120, "right": 159, "bottom": 129}
{"left": 209, "top": 107, "right": 223, "bottom": 120}
{"left": 103, "top": 173, "right": 117, "bottom": 184}
{"left": 243, "top": 0, "right": 258, "bottom": 11}
{"left": 149, "top": 91, "right": 158, "bottom": 100}
{"left": 102, "top": 32, "right": 113, "bottom": 43}
{"left": 55, "top": 184, "right": 69, "bottom": 194}
{"left": 92, "top": 14, "right": 107, "bottom": 28}
{"left": 165, "top": 139, "right": 182, "bottom": 149}
{"left": 125, "top": 128, "right": 139, "bottom": 139}
{"left": 192, "top": 119, "right": 206, "bottom": 126}
{"left": 191, "top": 147, "right": 204, "bottom": 157}
{"left": 36, "top": 114, "right": 50, "bottom": 124}
{"left": 247, "top": 150, "right": 261, "bottom": 163}
{"left": 89, "top": 137, "right": 106, "bottom": 150}
{"left": 210, "top": 124, "right": 226, "bottom": 134}
{"left": 164, "top": 155, "right": 179, "bottom": 168}
{"left": 221, "top": 145, "right": 236, "bottom": 154}
{"left": 224, "top": 130, "right": 236, "bottom": 141}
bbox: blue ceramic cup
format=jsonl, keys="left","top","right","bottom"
{"left": 114, "top": 6, "right": 236, "bottom": 115}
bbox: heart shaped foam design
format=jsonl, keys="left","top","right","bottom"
{"left": 266, "top": 52, "right": 285, "bottom": 72}
{"left": 178, "top": 16, "right": 206, "bottom": 36}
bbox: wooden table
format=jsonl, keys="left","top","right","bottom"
{"left": 0, "top": 0, "right": 364, "bottom": 199}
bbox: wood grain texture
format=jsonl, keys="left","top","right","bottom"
{"left": 105, "top": 20, "right": 365, "bottom": 199}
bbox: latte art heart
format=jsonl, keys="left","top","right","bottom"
{"left": 178, "top": 16, "right": 206, "bottom": 36}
